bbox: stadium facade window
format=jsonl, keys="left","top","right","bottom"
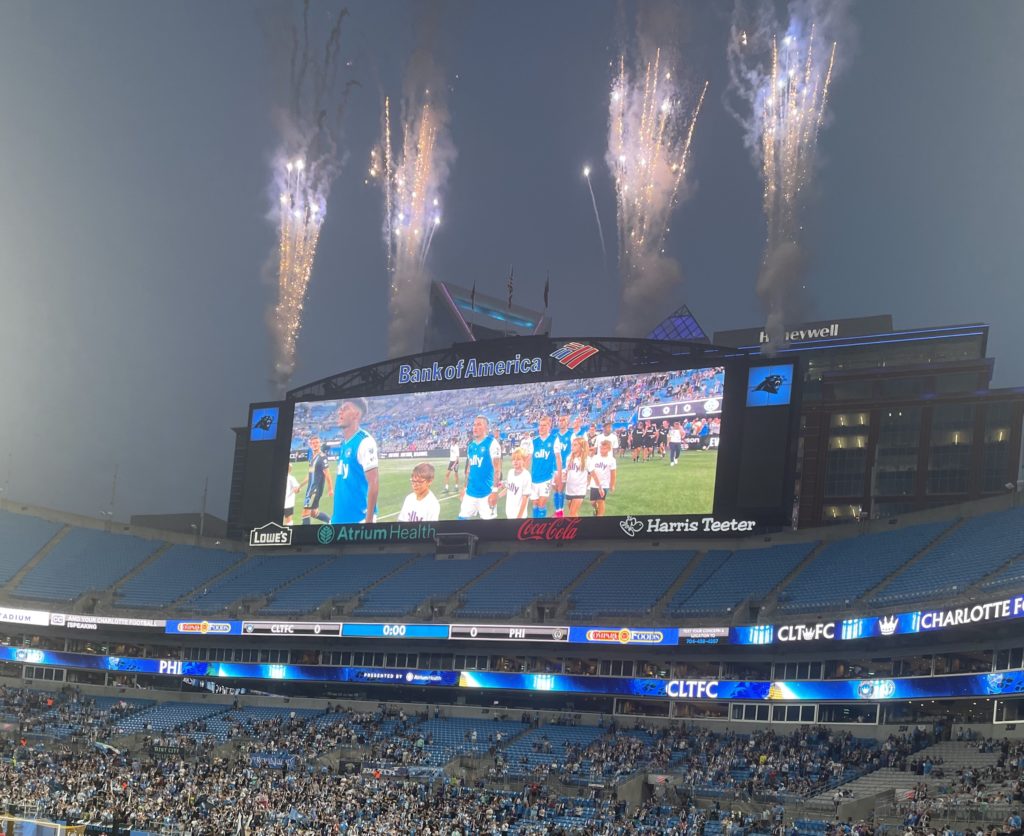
{"left": 879, "top": 377, "right": 925, "bottom": 399}
{"left": 825, "top": 414, "right": 870, "bottom": 498}
{"left": 674, "top": 702, "right": 728, "bottom": 720}
{"left": 982, "top": 403, "right": 1014, "bottom": 492}
{"left": 933, "top": 651, "right": 992, "bottom": 675}
{"left": 995, "top": 647, "right": 1024, "bottom": 671}
{"left": 772, "top": 705, "right": 817, "bottom": 723}
{"left": 731, "top": 704, "right": 770, "bottom": 722}
{"left": 822, "top": 504, "right": 862, "bottom": 525}
{"left": 817, "top": 703, "right": 878, "bottom": 724}
{"left": 873, "top": 501, "right": 916, "bottom": 518}
{"left": 773, "top": 661, "right": 824, "bottom": 680}
{"left": 874, "top": 408, "right": 921, "bottom": 497}
{"left": 935, "top": 371, "right": 982, "bottom": 395}
{"left": 722, "top": 661, "right": 772, "bottom": 680}
{"left": 927, "top": 404, "right": 975, "bottom": 494}
{"left": 832, "top": 381, "right": 874, "bottom": 401}
{"left": 995, "top": 699, "right": 1024, "bottom": 723}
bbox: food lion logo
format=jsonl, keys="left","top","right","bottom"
{"left": 550, "top": 342, "right": 599, "bottom": 370}
{"left": 586, "top": 627, "right": 665, "bottom": 645}
{"left": 879, "top": 615, "right": 899, "bottom": 636}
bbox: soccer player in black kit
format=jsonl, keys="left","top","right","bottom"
{"left": 301, "top": 436, "right": 333, "bottom": 524}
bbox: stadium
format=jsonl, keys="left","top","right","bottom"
{"left": 2, "top": 319, "right": 1023, "bottom": 836}
{"left": 3, "top": 2, "right": 1023, "bottom": 834}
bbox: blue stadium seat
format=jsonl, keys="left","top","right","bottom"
{"left": 568, "top": 550, "right": 695, "bottom": 618}
{"left": 115, "top": 545, "right": 240, "bottom": 608}
{"left": 778, "top": 520, "right": 954, "bottom": 611}
{"left": 13, "top": 528, "right": 162, "bottom": 602}
{"left": 262, "top": 552, "right": 413, "bottom": 615}
{"left": 354, "top": 553, "right": 502, "bottom": 617}
{"left": 0, "top": 511, "right": 62, "bottom": 584}
{"left": 456, "top": 551, "right": 597, "bottom": 618}
{"left": 667, "top": 543, "right": 816, "bottom": 616}
{"left": 179, "top": 554, "right": 329, "bottom": 614}
{"left": 871, "top": 507, "right": 1024, "bottom": 605}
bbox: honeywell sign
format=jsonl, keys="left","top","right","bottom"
{"left": 759, "top": 323, "right": 839, "bottom": 343}
{"left": 714, "top": 315, "right": 893, "bottom": 348}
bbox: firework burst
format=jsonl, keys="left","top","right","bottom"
{"left": 607, "top": 49, "right": 707, "bottom": 336}
{"left": 370, "top": 91, "right": 452, "bottom": 358}
{"left": 728, "top": 1, "right": 845, "bottom": 349}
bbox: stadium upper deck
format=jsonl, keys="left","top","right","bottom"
{"left": 1, "top": 492, "right": 1020, "bottom": 625}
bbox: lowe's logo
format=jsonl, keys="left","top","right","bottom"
{"left": 250, "top": 522, "right": 292, "bottom": 547}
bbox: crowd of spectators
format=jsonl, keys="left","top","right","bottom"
{"left": 290, "top": 367, "right": 725, "bottom": 457}
{"left": 0, "top": 684, "right": 140, "bottom": 740}
{"left": 895, "top": 738, "right": 1024, "bottom": 827}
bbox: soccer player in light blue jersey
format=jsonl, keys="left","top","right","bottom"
{"left": 552, "top": 414, "right": 574, "bottom": 519}
{"left": 459, "top": 415, "right": 502, "bottom": 520}
{"left": 330, "top": 398, "right": 379, "bottom": 525}
{"left": 528, "top": 415, "right": 561, "bottom": 518}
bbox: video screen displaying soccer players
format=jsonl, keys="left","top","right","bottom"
{"left": 284, "top": 366, "right": 725, "bottom": 525}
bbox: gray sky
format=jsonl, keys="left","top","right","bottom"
{"left": 1, "top": 1, "right": 1021, "bottom": 521}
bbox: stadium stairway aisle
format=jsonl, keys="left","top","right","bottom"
{"left": 179, "top": 554, "right": 330, "bottom": 614}
{"left": 567, "top": 550, "right": 696, "bottom": 619}
{"left": 777, "top": 520, "right": 955, "bottom": 613}
{"left": 354, "top": 553, "right": 502, "bottom": 617}
{"left": 113, "top": 544, "right": 240, "bottom": 609}
{"left": 455, "top": 551, "right": 598, "bottom": 619}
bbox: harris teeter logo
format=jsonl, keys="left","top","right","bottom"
{"left": 550, "top": 342, "right": 599, "bottom": 369}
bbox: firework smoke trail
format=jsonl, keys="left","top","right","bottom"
{"left": 607, "top": 49, "right": 708, "bottom": 336}
{"left": 267, "top": 1, "right": 354, "bottom": 394}
{"left": 582, "top": 166, "right": 608, "bottom": 265}
{"left": 728, "top": 1, "right": 845, "bottom": 351}
{"left": 371, "top": 89, "right": 453, "bottom": 358}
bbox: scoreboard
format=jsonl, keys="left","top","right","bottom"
{"left": 233, "top": 335, "right": 801, "bottom": 545}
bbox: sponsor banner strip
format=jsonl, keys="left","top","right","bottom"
{"left": 4, "top": 645, "right": 1024, "bottom": 703}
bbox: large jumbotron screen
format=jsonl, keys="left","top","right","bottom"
{"left": 241, "top": 338, "right": 800, "bottom": 545}
{"left": 286, "top": 365, "right": 724, "bottom": 526}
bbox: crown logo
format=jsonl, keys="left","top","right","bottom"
{"left": 879, "top": 615, "right": 898, "bottom": 636}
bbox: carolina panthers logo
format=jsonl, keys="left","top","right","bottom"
{"left": 752, "top": 374, "right": 786, "bottom": 395}
{"left": 253, "top": 414, "right": 274, "bottom": 431}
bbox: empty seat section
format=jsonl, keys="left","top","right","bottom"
{"left": 263, "top": 552, "right": 412, "bottom": 615}
{"left": 180, "top": 554, "right": 328, "bottom": 614}
{"left": 116, "top": 702, "right": 228, "bottom": 735}
{"left": 115, "top": 545, "right": 240, "bottom": 608}
{"left": 415, "top": 717, "right": 527, "bottom": 763}
{"left": 980, "top": 555, "right": 1024, "bottom": 592}
{"left": 668, "top": 543, "right": 816, "bottom": 616}
{"left": 456, "top": 551, "right": 597, "bottom": 618}
{"left": 355, "top": 553, "right": 501, "bottom": 617}
{"left": 569, "top": 550, "right": 694, "bottom": 618}
{"left": 13, "top": 528, "right": 161, "bottom": 602}
{"left": 0, "top": 511, "right": 62, "bottom": 583}
{"left": 872, "top": 508, "right": 1024, "bottom": 605}
{"left": 665, "top": 551, "right": 731, "bottom": 616}
{"left": 779, "top": 520, "right": 953, "bottom": 611}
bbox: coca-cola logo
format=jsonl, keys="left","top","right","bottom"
{"left": 516, "top": 518, "right": 580, "bottom": 541}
